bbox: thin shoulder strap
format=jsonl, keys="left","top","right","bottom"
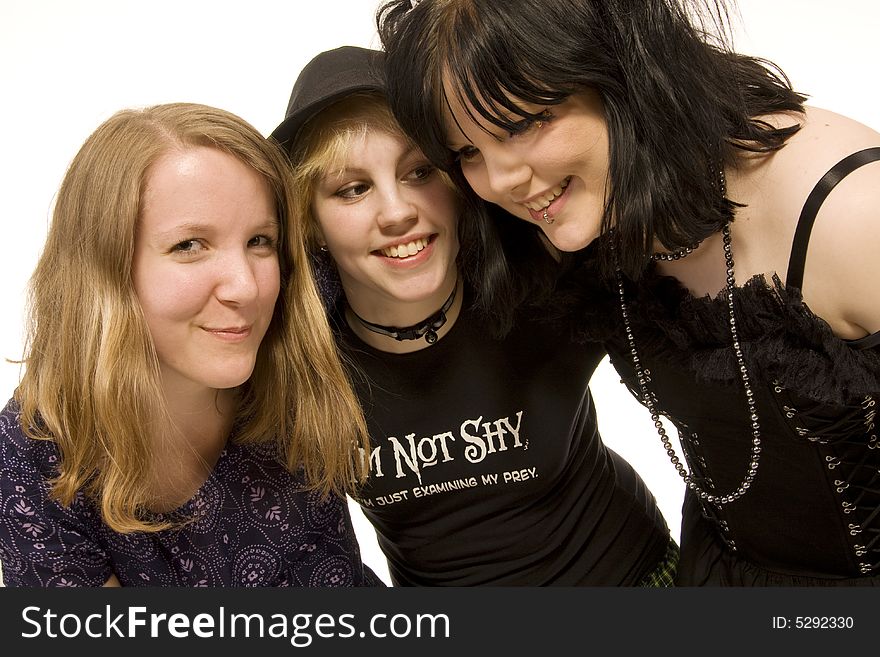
{"left": 847, "top": 331, "right": 880, "bottom": 350}
{"left": 786, "top": 147, "right": 880, "bottom": 291}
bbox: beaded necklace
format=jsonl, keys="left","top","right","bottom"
{"left": 615, "top": 173, "right": 762, "bottom": 506}
{"left": 650, "top": 240, "right": 704, "bottom": 261}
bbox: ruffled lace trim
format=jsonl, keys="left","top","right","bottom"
{"left": 562, "top": 257, "right": 880, "bottom": 407}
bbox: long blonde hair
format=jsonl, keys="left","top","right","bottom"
{"left": 16, "top": 103, "right": 369, "bottom": 533}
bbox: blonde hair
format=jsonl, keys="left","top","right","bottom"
{"left": 16, "top": 103, "right": 369, "bottom": 533}
{"left": 289, "top": 92, "right": 457, "bottom": 248}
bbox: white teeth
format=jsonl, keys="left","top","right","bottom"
{"left": 525, "top": 176, "right": 571, "bottom": 211}
{"left": 381, "top": 237, "right": 429, "bottom": 258}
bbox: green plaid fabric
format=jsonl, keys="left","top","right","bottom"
{"left": 639, "top": 540, "right": 679, "bottom": 587}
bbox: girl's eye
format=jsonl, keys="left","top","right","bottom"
{"left": 335, "top": 182, "right": 370, "bottom": 199}
{"left": 455, "top": 146, "right": 481, "bottom": 164}
{"left": 406, "top": 164, "right": 436, "bottom": 183}
{"left": 171, "top": 239, "right": 203, "bottom": 254}
{"left": 508, "top": 109, "right": 553, "bottom": 139}
{"left": 507, "top": 119, "right": 534, "bottom": 138}
{"left": 248, "top": 234, "right": 277, "bottom": 249}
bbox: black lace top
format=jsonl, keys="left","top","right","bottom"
{"left": 567, "top": 149, "right": 880, "bottom": 585}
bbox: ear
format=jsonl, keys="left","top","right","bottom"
{"left": 310, "top": 222, "right": 328, "bottom": 252}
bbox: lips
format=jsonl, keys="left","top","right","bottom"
{"left": 523, "top": 176, "right": 571, "bottom": 212}
{"left": 376, "top": 235, "right": 432, "bottom": 259}
{"left": 202, "top": 325, "right": 252, "bottom": 342}
{"left": 525, "top": 176, "right": 573, "bottom": 224}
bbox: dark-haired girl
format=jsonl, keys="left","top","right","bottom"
{"left": 378, "top": 0, "right": 880, "bottom": 585}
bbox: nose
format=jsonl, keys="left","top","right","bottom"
{"left": 483, "top": 147, "right": 532, "bottom": 201}
{"left": 376, "top": 183, "right": 418, "bottom": 230}
{"left": 215, "top": 249, "right": 259, "bottom": 305}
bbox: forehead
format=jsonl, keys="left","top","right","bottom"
{"left": 323, "top": 129, "right": 415, "bottom": 173}
{"left": 440, "top": 73, "right": 494, "bottom": 143}
{"left": 141, "top": 146, "right": 273, "bottom": 226}
{"left": 144, "top": 146, "right": 242, "bottom": 190}
{"left": 440, "top": 69, "right": 549, "bottom": 143}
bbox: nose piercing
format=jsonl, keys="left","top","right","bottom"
{"left": 542, "top": 209, "right": 554, "bottom": 225}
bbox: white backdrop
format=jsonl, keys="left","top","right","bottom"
{"left": 1, "top": 1, "right": 877, "bottom": 586}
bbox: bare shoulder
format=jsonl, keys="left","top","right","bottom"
{"left": 769, "top": 107, "right": 880, "bottom": 338}
{"left": 782, "top": 106, "right": 879, "bottom": 170}
{"left": 743, "top": 107, "right": 879, "bottom": 218}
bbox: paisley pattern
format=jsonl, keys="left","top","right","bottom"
{"left": 0, "top": 400, "right": 382, "bottom": 587}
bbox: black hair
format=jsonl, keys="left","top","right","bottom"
{"left": 459, "top": 189, "right": 564, "bottom": 337}
{"left": 378, "top": 0, "right": 806, "bottom": 320}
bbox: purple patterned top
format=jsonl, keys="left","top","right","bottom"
{"left": 0, "top": 400, "right": 382, "bottom": 587}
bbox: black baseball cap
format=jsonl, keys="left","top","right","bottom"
{"left": 270, "top": 46, "right": 386, "bottom": 151}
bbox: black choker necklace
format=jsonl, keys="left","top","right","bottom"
{"left": 349, "top": 281, "right": 457, "bottom": 345}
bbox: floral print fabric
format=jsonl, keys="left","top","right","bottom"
{"left": 0, "top": 400, "right": 381, "bottom": 587}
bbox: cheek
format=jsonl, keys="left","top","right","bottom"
{"left": 134, "top": 265, "right": 209, "bottom": 330}
{"left": 553, "top": 123, "right": 607, "bottom": 174}
{"left": 320, "top": 216, "right": 370, "bottom": 265}
{"left": 459, "top": 164, "right": 495, "bottom": 203}
{"left": 459, "top": 165, "right": 482, "bottom": 193}
{"left": 428, "top": 190, "right": 460, "bottom": 232}
{"left": 257, "top": 258, "right": 281, "bottom": 306}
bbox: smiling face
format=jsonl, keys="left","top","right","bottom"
{"left": 443, "top": 82, "right": 611, "bottom": 253}
{"left": 311, "top": 129, "right": 460, "bottom": 325}
{"left": 132, "top": 146, "right": 281, "bottom": 400}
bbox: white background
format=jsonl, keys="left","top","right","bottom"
{"left": 1, "top": 1, "right": 877, "bottom": 586}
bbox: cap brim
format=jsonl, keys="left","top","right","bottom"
{"left": 270, "top": 81, "right": 384, "bottom": 149}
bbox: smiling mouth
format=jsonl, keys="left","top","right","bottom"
{"left": 203, "top": 326, "right": 252, "bottom": 338}
{"left": 377, "top": 236, "right": 432, "bottom": 259}
{"left": 523, "top": 176, "right": 571, "bottom": 212}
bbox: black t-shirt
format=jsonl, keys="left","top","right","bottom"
{"left": 338, "top": 294, "right": 670, "bottom": 585}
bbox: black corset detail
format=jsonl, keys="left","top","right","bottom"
{"left": 585, "top": 259, "right": 880, "bottom": 578}
{"left": 770, "top": 385, "right": 880, "bottom": 574}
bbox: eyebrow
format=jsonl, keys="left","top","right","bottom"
{"left": 323, "top": 145, "right": 424, "bottom": 178}
{"left": 155, "top": 219, "right": 278, "bottom": 241}
{"left": 323, "top": 166, "right": 367, "bottom": 178}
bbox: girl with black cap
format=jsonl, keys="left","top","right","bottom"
{"left": 272, "top": 46, "right": 675, "bottom": 586}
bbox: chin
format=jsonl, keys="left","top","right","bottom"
{"left": 547, "top": 222, "right": 600, "bottom": 253}
{"left": 203, "top": 376, "right": 253, "bottom": 391}
{"left": 204, "top": 362, "right": 258, "bottom": 390}
{"left": 546, "top": 233, "right": 588, "bottom": 254}
{"left": 392, "top": 272, "right": 452, "bottom": 302}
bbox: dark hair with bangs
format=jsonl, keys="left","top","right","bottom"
{"left": 378, "top": 0, "right": 807, "bottom": 311}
